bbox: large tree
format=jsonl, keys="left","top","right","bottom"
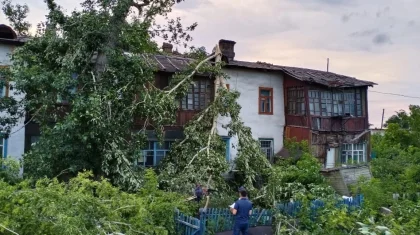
{"left": 1, "top": 0, "right": 204, "bottom": 188}
{"left": 1, "top": 0, "right": 269, "bottom": 192}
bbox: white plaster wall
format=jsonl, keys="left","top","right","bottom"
{"left": 0, "top": 43, "right": 25, "bottom": 162}
{"left": 217, "top": 68, "right": 285, "bottom": 162}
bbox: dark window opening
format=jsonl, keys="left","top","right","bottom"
{"left": 287, "top": 87, "right": 305, "bottom": 115}
{"left": 180, "top": 80, "right": 212, "bottom": 110}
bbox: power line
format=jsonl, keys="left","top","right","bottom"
{"left": 369, "top": 90, "right": 420, "bottom": 99}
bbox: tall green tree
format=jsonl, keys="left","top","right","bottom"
{"left": 1, "top": 0, "right": 31, "bottom": 36}
{"left": 1, "top": 0, "right": 204, "bottom": 189}
{"left": 2, "top": 0, "right": 269, "bottom": 192}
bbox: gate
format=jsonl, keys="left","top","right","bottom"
{"left": 175, "top": 195, "right": 363, "bottom": 235}
{"left": 199, "top": 208, "right": 272, "bottom": 234}
{"left": 175, "top": 209, "right": 201, "bottom": 235}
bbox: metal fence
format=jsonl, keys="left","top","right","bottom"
{"left": 175, "top": 195, "right": 363, "bottom": 235}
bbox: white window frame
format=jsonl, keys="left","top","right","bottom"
{"left": 341, "top": 142, "right": 366, "bottom": 165}
{"left": 259, "top": 139, "right": 274, "bottom": 161}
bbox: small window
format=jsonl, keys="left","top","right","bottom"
{"left": 222, "top": 137, "right": 230, "bottom": 161}
{"left": 287, "top": 87, "right": 305, "bottom": 115}
{"left": 0, "top": 135, "right": 7, "bottom": 158}
{"left": 137, "top": 141, "right": 174, "bottom": 167}
{"left": 341, "top": 143, "right": 366, "bottom": 165}
{"left": 259, "top": 87, "right": 273, "bottom": 115}
{"left": 259, "top": 139, "right": 274, "bottom": 161}
{"left": 180, "top": 80, "right": 212, "bottom": 110}
{"left": 30, "top": 136, "right": 40, "bottom": 146}
{"left": 0, "top": 85, "right": 6, "bottom": 98}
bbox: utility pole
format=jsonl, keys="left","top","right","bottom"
{"left": 380, "top": 109, "right": 385, "bottom": 129}
{"left": 327, "top": 58, "right": 329, "bottom": 72}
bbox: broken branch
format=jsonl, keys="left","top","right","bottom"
{"left": 131, "top": 0, "right": 151, "bottom": 15}
{"left": 166, "top": 52, "right": 220, "bottom": 95}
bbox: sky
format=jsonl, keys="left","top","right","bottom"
{"left": 1, "top": 0, "right": 420, "bottom": 128}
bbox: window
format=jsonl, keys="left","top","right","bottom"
{"left": 222, "top": 137, "right": 231, "bottom": 162}
{"left": 259, "top": 87, "right": 273, "bottom": 115}
{"left": 287, "top": 87, "right": 305, "bottom": 115}
{"left": 309, "top": 90, "right": 320, "bottom": 116}
{"left": 341, "top": 143, "right": 366, "bottom": 165}
{"left": 137, "top": 141, "right": 173, "bottom": 167}
{"left": 30, "top": 136, "right": 40, "bottom": 146}
{"left": 320, "top": 91, "right": 332, "bottom": 116}
{"left": 0, "top": 85, "right": 6, "bottom": 98}
{"left": 332, "top": 93, "right": 343, "bottom": 116}
{"left": 181, "top": 80, "right": 212, "bottom": 110}
{"left": 0, "top": 136, "right": 7, "bottom": 158}
{"left": 309, "top": 89, "right": 364, "bottom": 117}
{"left": 356, "top": 90, "right": 362, "bottom": 116}
{"left": 259, "top": 139, "right": 274, "bottom": 161}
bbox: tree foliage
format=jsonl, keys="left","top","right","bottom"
{"left": 0, "top": 0, "right": 204, "bottom": 189}
{"left": 0, "top": 170, "right": 192, "bottom": 235}
{"left": 1, "top": 0, "right": 30, "bottom": 36}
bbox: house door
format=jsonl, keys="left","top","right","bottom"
{"left": 326, "top": 148, "right": 336, "bottom": 169}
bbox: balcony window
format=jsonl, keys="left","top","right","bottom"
{"left": 341, "top": 142, "right": 366, "bottom": 165}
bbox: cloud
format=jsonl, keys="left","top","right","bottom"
{"left": 294, "top": 0, "right": 350, "bottom": 6}
{"left": 341, "top": 11, "right": 368, "bottom": 23}
{"left": 372, "top": 33, "right": 392, "bottom": 45}
{"left": 349, "top": 29, "right": 378, "bottom": 37}
{"left": 376, "top": 6, "right": 390, "bottom": 18}
{"left": 408, "top": 20, "right": 416, "bottom": 27}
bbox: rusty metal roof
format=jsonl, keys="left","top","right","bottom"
{"left": 149, "top": 54, "right": 377, "bottom": 88}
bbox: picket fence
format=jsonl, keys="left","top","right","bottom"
{"left": 175, "top": 195, "right": 364, "bottom": 235}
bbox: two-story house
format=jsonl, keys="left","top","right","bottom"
{"left": 136, "top": 39, "right": 376, "bottom": 171}
{"left": 135, "top": 40, "right": 286, "bottom": 166}
{"left": 0, "top": 24, "right": 26, "bottom": 162}
{"left": 20, "top": 37, "right": 376, "bottom": 180}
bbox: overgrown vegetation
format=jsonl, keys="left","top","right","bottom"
{"left": 0, "top": 169, "right": 192, "bottom": 235}
{"left": 1, "top": 0, "right": 420, "bottom": 234}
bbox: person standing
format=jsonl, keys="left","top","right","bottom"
{"left": 230, "top": 186, "right": 253, "bottom": 235}
{"left": 194, "top": 183, "right": 203, "bottom": 203}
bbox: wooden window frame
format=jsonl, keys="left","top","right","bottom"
{"left": 259, "top": 87, "right": 273, "bottom": 115}
{"left": 287, "top": 87, "right": 305, "bottom": 115}
{"left": 309, "top": 89, "right": 364, "bottom": 117}
{"left": 180, "top": 79, "right": 213, "bottom": 111}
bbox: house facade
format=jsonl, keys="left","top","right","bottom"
{"left": 137, "top": 39, "right": 376, "bottom": 169}
{"left": 18, "top": 37, "right": 376, "bottom": 173}
{"left": 282, "top": 71, "right": 376, "bottom": 168}
{"left": 0, "top": 24, "right": 26, "bottom": 162}
{"left": 134, "top": 40, "right": 286, "bottom": 166}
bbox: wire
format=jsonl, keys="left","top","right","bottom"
{"left": 369, "top": 90, "right": 420, "bottom": 99}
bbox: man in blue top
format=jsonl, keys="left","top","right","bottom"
{"left": 230, "top": 186, "right": 253, "bottom": 235}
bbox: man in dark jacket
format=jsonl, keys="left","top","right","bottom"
{"left": 230, "top": 186, "right": 253, "bottom": 235}
{"left": 195, "top": 184, "right": 203, "bottom": 203}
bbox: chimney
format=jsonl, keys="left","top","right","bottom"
{"left": 218, "top": 39, "right": 236, "bottom": 62}
{"left": 162, "top": 42, "right": 173, "bottom": 53}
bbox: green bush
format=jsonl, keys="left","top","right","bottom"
{"left": 0, "top": 169, "right": 191, "bottom": 235}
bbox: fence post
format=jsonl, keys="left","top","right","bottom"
{"left": 199, "top": 208, "right": 205, "bottom": 235}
